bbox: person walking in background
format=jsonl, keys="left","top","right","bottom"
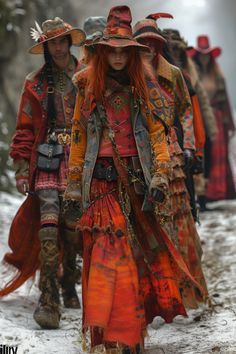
{"left": 133, "top": 15, "right": 208, "bottom": 309}
{"left": 189, "top": 35, "right": 236, "bottom": 202}
{"left": 83, "top": 15, "right": 106, "bottom": 38}
{"left": 161, "top": 28, "right": 206, "bottom": 218}
{"left": 0, "top": 18, "right": 85, "bottom": 329}
{"left": 65, "top": 6, "right": 204, "bottom": 353}
{"left": 162, "top": 28, "right": 218, "bottom": 212}
{"left": 81, "top": 16, "right": 107, "bottom": 65}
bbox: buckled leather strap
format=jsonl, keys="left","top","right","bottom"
{"left": 93, "top": 163, "right": 118, "bottom": 182}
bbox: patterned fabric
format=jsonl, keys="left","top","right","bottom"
{"left": 99, "top": 83, "right": 138, "bottom": 157}
{"left": 68, "top": 92, "right": 87, "bottom": 182}
{"left": 147, "top": 66, "right": 208, "bottom": 308}
{"left": 34, "top": 136, "right": 70, "bottom": 193}
{"left": 34, "top": 59, "right": 76, "bottom": 193}
{"left": 198, "top": 71, "right": 236, "bottom": 201}
{"left": 0, "top": 59, "right": 83, "bottom": 298}
{"left": 68, "top": 72, "right": 170, "bottom": 192}
{"left": 80, "top": 179, "right": 142, "bottom": 348}
{"left": 10, "top": 58, "right": 82, "bottom": 190}
{"left": 164, "top": 129, "right": 207, "bottom": 308}
{"left": 157, "top": 55, "right": 195, "bottom": 150}
{"left": 53, "top": 89, "right": 76, "bottom": 129}
{"left": 206, "top": 108, "right": 236, "bottom": 200}
{"left": 78, "top": 178, "right": 189, "bottom": 349}
{"left": 187, "top": 57, "right": 217, "bottom": 142}
{"left": 67, "top": 71, "right": 205, "bottom": 351}
{"left": 13, "top": 150, "right": 31, "bottom": 179}
{"left": 36, "top": 189, "right": 60, "bottom": 227}
{"left": 182, "top": 73, "right": 205, "bottom": 158}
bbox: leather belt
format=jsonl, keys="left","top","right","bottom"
{"left": 93, "top": 162, "right": 118, "bottom": 182}
{"left": 54, "top": 128, "right": 71, "bottom": 133}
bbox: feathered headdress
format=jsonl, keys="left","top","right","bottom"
{"left": 28, "top": 17, "right": 85, "bottom": 54}
{"left": 30, "top": 21, "right": 44, "bottom": 42}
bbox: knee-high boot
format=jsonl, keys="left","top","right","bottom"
{"left": 33, "top": 227, "right": 61, "bottom": 329}
{"left": 60, "top": 228, "right": 81, "bottom": 309}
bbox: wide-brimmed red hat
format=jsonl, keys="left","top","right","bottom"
{"left": 29, "top": 17, "right": 85, "bottom": 54}
{"left": 188, "top": 35, "right": 222, "bottom": 58}
{"left": 86, "top": 6, "right": 148, "bottom": 50}
{"left": 133, "top": 13, "right": 173, "bottom": 43}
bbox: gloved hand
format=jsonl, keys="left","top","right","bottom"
{"left": 183, "top": 149, "right": 194, "bottom": 169}
{"left": 150, "top": 188, "right": 165, "bottom": 202}
{"left": 63, "top": 181, "right": 82, "bottom": 201}
{"left": 149, "top": 174, "right": 166, "bottom": 203}
{"left": 61, "top": 198, "right": 82, "bottom": 219}
{"left": 62, "top": 181, "right": 82, "bottom": 218}
{"left": 191, "top": 156, "right": 204, "bottom": 174}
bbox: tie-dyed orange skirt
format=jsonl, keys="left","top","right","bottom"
{"left": 78, "top": 178, "right": 201, "bottom": 351}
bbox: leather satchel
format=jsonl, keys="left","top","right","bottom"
{"left": 37, "top": 143, "right": 64, "bottom": 172}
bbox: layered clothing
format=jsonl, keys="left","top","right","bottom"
{"left": 0, "top": 58, "right": 82, "bottom": 296}
{"left": 200, "top": 68, "right": 236, "bottom": 200}
{"left": 67, "top": 69, "right": 205, "bottom": 350}
{"left": 186, "top": 57, "right": 217, "bottom": 197}
{"left": 147, "top": 55, "right": 208, "bottom": 308}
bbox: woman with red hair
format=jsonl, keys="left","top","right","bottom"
{"left": 65, "top": 6, "right": 204, "bottom": 353}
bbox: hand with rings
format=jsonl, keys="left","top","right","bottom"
{"left": 16, "top": 179, "right": 29, "bottom": 195}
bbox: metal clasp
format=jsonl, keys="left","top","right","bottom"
{"left": 47, "top": 87, "right": 54, "bottom": 94}
{"left": 106, "top": 166, "right": 113, "bottom": 182}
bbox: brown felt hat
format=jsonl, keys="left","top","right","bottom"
{"left": 29, "top": 17, "right": 85, "bottom": 54}
{"left": 133, "top": 18, "right": 166, "bottom": 43}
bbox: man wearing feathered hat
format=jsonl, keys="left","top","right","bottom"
{"left": 0, "top": 17, "right": 85, "bottom": 329}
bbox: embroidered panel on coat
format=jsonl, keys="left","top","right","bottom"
{"left": 99, "top": 82, "right": 138, "bottom": 157}
{"left": 35, "top": 60, "right": 77, "bottom": 192}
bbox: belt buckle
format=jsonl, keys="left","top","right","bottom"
{"left": 57, "top": 129, "right": 71, "bottom": 146}
{"left": 106, "top": 165, "right": 113, "bottom": 182}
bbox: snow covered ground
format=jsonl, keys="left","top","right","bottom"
{"left": 0, "top": 191, "right": 236, "bottom": 354}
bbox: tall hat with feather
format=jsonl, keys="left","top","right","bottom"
{"left": 133, "top": 13, "right": 173, "bottom": 42}
{"left": 29, "top": 17, "right": 85, "bottom": 54}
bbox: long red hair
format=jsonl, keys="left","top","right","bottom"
{"left": 85, "top": 45, "right": 149, "bottom": 106}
